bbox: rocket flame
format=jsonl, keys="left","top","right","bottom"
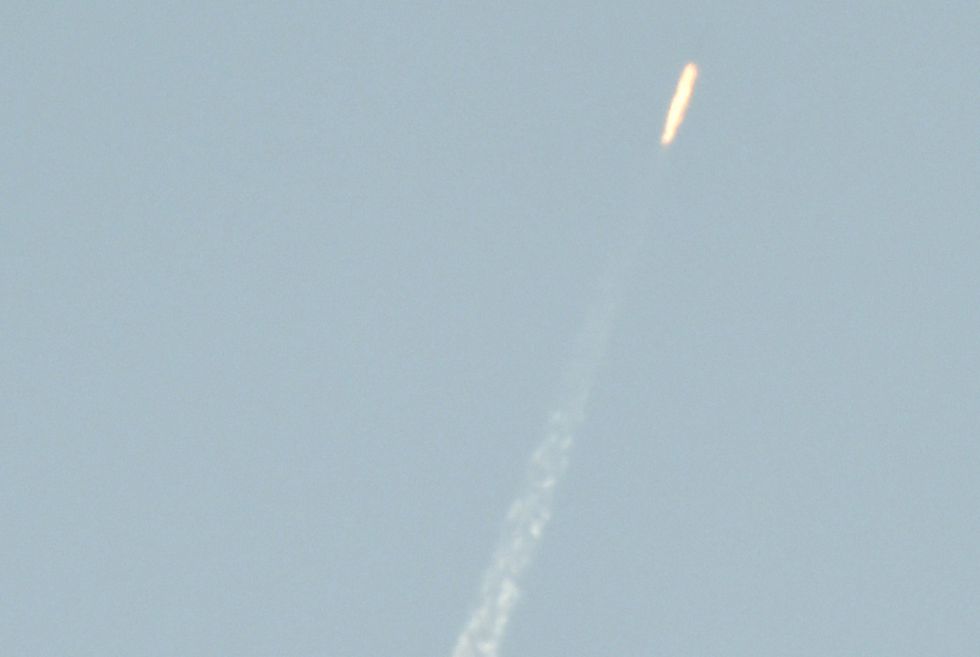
{"left": 660, "top": 62, "right": 699, "bottom": 147}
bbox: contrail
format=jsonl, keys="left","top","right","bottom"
{"left": 448, "top": 62, "right": 698, "bottom": 657}
{"left": 448, "top": 274, "right": 620, "bottom": 657}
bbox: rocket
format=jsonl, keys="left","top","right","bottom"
{"left": 661, "top": 62, "right": 699, "bottom": 147}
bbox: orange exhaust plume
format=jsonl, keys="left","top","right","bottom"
{"left": 660, "top": 62, "right": 699, "bottom": 147}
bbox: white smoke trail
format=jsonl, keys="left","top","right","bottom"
{"left": 448, "top": 148, "right": 667, "bottom": 657}
{"left": 449, "top": 289, "right": 618, "bottom": 657}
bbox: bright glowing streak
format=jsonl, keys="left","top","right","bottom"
{"left": 660, "top": 62, "right": 699, "bottom": 147}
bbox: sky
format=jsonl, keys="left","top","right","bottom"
{"left": 2, "top": 2, "right": 978, "bottom": 656}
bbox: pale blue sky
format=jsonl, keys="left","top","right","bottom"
{"left": 2, "top": 2, "right": 978, "bottom": 656}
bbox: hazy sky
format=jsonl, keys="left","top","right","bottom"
{"left": 2, "top": 2, "right": 978, "bottom": 656}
